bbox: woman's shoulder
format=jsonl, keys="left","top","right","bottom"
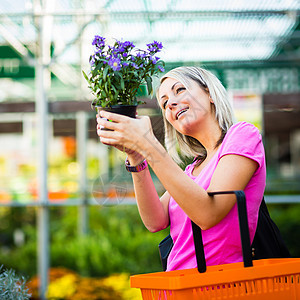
{"left": 221, "top": 121, "right": 264, "bottom": 160}
{"left": 222, "top": 121, "right": 263, "bottom": 152}
{"left": 229, "top": 121, "right": 260, "bottom": 133}
{"left": 227, "top": 121, "right": 261, "bottom": 141}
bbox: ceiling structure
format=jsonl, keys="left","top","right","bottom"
{"left": 0, "top": 0, "right": 300, "bottom": 100}
{"left": 0, "top": 0, "right": 299, "bottom": 61}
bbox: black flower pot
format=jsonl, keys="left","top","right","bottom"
{"left": 96, "top": 104, "right": 137, "bottom": 131}
{"left": 96, "top": 104, "right": 137, "bottom": 119}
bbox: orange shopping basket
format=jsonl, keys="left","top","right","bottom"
{"left": 131, "top": 191, "right": 300, "bottom": 299}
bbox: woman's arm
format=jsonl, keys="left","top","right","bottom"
{"left": 97, "top": 111, "right": 257, "bottom": 230}
{"left": 139, "top": 138, "right": 258, "bottom": 230}
{"left": 97, "top": 115, "right": 170, "bottom": 232}
{"left": 127, "top": 152, "right": 170, "bottom": 232}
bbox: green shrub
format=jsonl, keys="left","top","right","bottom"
{"left": 0, "top": 202, "right": 298, "bottom": 281}
{"left": 268, "top": 203, "right": 300, "bottom": 257}
{"left": 0, "top": 205, "right": 167, "bottom": 278}
{"left": 50, "top": 205, "right": 167, "bottom": 277}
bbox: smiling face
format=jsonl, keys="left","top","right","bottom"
{"left": 158, "top": 77, "right": 213, "bottom": 135}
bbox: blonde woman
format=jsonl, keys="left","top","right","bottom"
{"left": 96, "top": 66, "right": 266, "bottom": 271}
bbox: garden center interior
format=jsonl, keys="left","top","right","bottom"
{"left": 0, "top": 0, "right": 300, "bottom": 298}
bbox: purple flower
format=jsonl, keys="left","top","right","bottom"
{"left": 147, "top": 41, "right": 163, "bottom": 53}
{"left": 123, "top": 41, "right": 135, "bottom": 49}
{"left": 154, "top": 41, "right": 163, "bottom": 50}
{"left": 108, "top": 45, "right": 119, "bottom": 57}
{"left": 116, "top": 40, "right": 134, "bottom": 53}
{"left": 108, "top": 57, "right": 121, "bottom": 71}
{"left": 94, "top": 48, "right": 105, "bottom": 58}
{"left": 117, "top": 45, "right": 126, "bottom": 53}
{"left": 141, "top": 52, "right": 149, "bottom": 58}
{"left": 158, "top": 65, "right": 165, "bottom": 72}
{"left": 150, "top": 56, "right": 159, "bottom": 64}
{"left": 132, "top": 62, "right": 139, "bottom": 69}
{"left": 89, "top": 54, "right": 95, "bottom": 66}
{"left": 135, "top": 51, "right": 148, "bottom": 60}
{"left": 92, "top": 35, "right": 105, "bottom": 48}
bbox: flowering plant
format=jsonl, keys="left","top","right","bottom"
{"left": 83, "top": 35, "right": 165, "bottom": 108}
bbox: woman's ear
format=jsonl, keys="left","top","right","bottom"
{"left": 205, "top": 87, "right": 213, "bottom": 103}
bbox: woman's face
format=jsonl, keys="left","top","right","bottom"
{"left": 158, "top": 77, "right": 213, "bottom": 135}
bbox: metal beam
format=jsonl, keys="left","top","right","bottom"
{"left": 0, "top": 9, "right": 299, "bottom": 18}
{"left": 0, "top": 21, "right": 35, "bottom": 66}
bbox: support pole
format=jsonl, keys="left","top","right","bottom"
{"left": 35, "top": 48, "right": 50, "bottom": 300}
{"left": 76, "top": 111, "right": 89, "bottom": 235}
{"left": 35, "top": 0, "right": 54, "bottom": 298}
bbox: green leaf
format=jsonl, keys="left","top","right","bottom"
{"left": 101, "top": 90, "right": 107, "bottom": 99}
{"left": 120, "top": 77, "right": 125, "bottom": 90}
{"left": 104, "top": 81, "right": 109, "bottom": 94}
{"left": 111, "top": 85, "right": 119, "bottom": 98}
{"left": 92, "top": 63, "right": 102, "bottom": 77}
{"left": 145, "top": 75, "right": 153, "bottom": 95}
{"left": 103, "top": 66, "right": 109, "bottom": 81}
{"left": 82, "top": 70, "right": 90, "bottom": 84}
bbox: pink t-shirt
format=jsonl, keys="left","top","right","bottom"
{"left": 167, "top": 122, "right": 266, "bottom": 271}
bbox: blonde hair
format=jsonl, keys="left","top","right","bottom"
{"left": 156, "top": 66, "right": 235, "bottom": 164}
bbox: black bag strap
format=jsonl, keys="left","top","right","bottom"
{"left": 191, "top": 221, "right": 206, "bottom": 273}
{"left": 191, "top": 190, "right": 253, "bottom": 273}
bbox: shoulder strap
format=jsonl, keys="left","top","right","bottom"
{"left": 192, "top": 190, "right": 253, "bottom": 273}
{"left": 191, "top": 221, "right": 206, "bottom": 273}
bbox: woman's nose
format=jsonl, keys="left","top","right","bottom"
{"left": 167, "top": 97, "right": 179, "bottom": 109}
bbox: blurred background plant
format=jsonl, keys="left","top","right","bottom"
{"left": 0, "top": 265, "right": 31, "bottom": 299}
{"left": 0, "top": 205, "right": 168, "bottom": 299}
{"left": 27, "top": 267, "right": 142, "bottom": 300}
{"left": 0, "top": 203, "right": 298, "bottom": 299}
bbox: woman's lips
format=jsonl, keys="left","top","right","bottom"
{"left": 176, "top": 108, "right": 188, "bottom": 119}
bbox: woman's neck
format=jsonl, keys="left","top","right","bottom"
{"left": 193, "top": 119, "right": 222, "bottom": 155}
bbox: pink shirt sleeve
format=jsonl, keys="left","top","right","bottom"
{"left": 219, "top": 121, "right": 265, "bottom": 170}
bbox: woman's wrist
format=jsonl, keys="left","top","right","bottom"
{"left": 125, "top": 157, "right": 148, "bottom": 172}
{"left": 126, "top": 152, "right": 145, "bottom": 166}
{"left": 127, "top": 134, "right": 161, "bottom": 166}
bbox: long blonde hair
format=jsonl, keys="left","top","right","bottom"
{"left": 156, "top": 66, "right": 235, "bottom": 164}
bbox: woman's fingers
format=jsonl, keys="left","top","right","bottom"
{"left": 98, "top": 131, "right": 119, "bottom": 145}
{"left": 99, "top": 110, "right": 127, "bottom": 122}
{"left": 96, "top": 112, "right": 154, "bottom": 154}
{"left": 97, "top": 117, "right": 119, "bottom": 131}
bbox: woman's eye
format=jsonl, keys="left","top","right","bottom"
{"left": 163, "top": 100, "right": 168, "bottom": 109}
{"left": 176, "top": 87, "right": 185, "bottom": 94}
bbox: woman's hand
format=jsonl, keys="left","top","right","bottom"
{"left": 96, "top": 111, "right": 155, "bottom": 158}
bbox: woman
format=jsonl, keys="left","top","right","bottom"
{"left": 96, "top": 66, "right": 266, "bottom": 271}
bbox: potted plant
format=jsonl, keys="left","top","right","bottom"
{"left": 82, "top": 35, "right": 165, "bottom": 118}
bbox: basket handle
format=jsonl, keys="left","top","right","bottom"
{"left": 192, "top": 190, "right": 253, "bottom": 273}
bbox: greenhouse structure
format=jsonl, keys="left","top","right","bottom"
{"left": 0, "top": 0, "right": 299, "bottom": 299}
